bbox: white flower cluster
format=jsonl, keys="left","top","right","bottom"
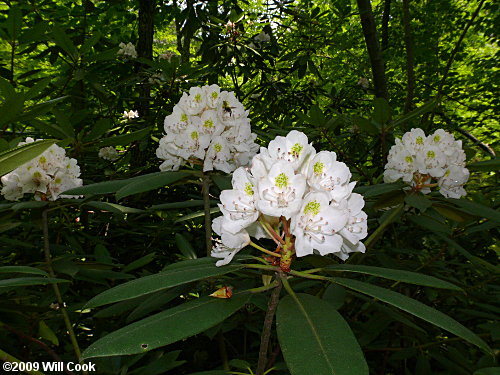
{"left": 117, "top": 42, "right": 137, "bottom": 59}
{"left": 122, "top": 110, "right": 139, "bottom": 120}
{"left": 384, "top": 128, "right": 469, "bottom": 198}
{"left": 1, "top": 138, "right": 83, "bottom": 201}
{"left": 156, "top": 85, "right": 259, "bottom": 173}
{"left": 98, "top": 146, "right": 120, "bottom": 161}
{"left": 212, "top": 130, "right": 368, "bottom": 268}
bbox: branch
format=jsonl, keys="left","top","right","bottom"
{"left": 381, "top": 0, "right": 391, "bottom": 51}
{"left": 356, "top": 0, "right": 389, "bottom": 99}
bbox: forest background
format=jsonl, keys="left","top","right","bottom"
{"left": 0, "top": 0, "right": 498, "bottom": 374}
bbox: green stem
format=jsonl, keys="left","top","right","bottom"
{"left": 42, "top": 210, "right": 84, "bottom": 370}
{"left": 255, "top": 275, "right": 282, "bottom": 375}
{"left": 244, "top": 264, "right": 279, "bottom": 272}
{"left": 0, "top": 348, "right": 45, "bottom": 375}
{"left": 202, "top": 171, "right": 212, "bottom": 256}
{"left": 250, "top": 241, "right": 282, "bottom": 258}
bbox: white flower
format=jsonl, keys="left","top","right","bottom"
{"left": 117, "top": 42, "right": 137, "bottom": 59}
{"left": 357, "top": 77, "right": 369, "bottom": 89}
{"left": 204, "top": 136, "right": 233, "bottom": 173}
{"left": 122, "top": 110, "right": 139, "bottom": 120}
{"left": 306, "top": 151, "right": 355, "bottom": 203}
{"left": 219, "top": 168, "right": 259, "bottom": 234}
{"left": 164, "top": 105, "right": 190, "bottom": 134}
{"left": 384, "top": 128, "right": 469, "bottom": 198}
{"left": 178, "top": 87, "right": 207, "bottom": 115}
{"left": 291, "top": 192, "right": 349, "bottom": 257}
{"left": 156, "top": 85, "right": 258, "bottom": 173}
{"left": 254, "top": 31, "right": 271, "bottom": 43}
{"left": 159, "top": 51, "right": 178, "bottom": 61}
{"left": 98, "top": 146, "right": 120, "bottom": 161}
{"left": 217, "top": 91, "right": 247, "bottom": 126}
{"left": 338, "top": 193, "right": 368, "bottom": 255}
{"left": 211, "top": 216, "right": 250, "bottom": 266}
{"left": 438, "top": 165, "right": 469, "bottom": 198}
{"left": 266, "top": 130, "right": 315, "bottom": 172}
{"left": 203, "top": 84, "right": 221, "bottom": 109}
{"left": 1, "top": 138, "right": 82, "bottom": 201}
{"left": 401, "top": 128, "right": 426, "bottom": 153}
{"left": 256, "top": 160, "right": 306, "bottom": 219}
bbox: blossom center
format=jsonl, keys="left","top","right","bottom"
{"left": 405, "top": 156, "right": 413, "bottom": 163}
{"left": 191, "top": 131, "right": 199, "bottom": 140}
{"left": 427, "top": 150, "right": 435, "bottom": 159}
{"left": 244, "top": 183, "right": 254, "bottom": 196}
{"left": 304, "top": 200, "right": 321, "bottom": 216}
{"left": 416, "top": 136, "right": 424, "bottom": 145}
{"left": 181, "top": 113, "right": 188, "bottom": 122}
{"left": 290, "top": 143, "right": 303, "bottom": 158}
{"left": 194, "top": 94, "right": 202, "bottom": 102}
{"left": 275, "top": 173, "right": 289, "bottom": 189}
{"left": 313, "top": 162, "right": 324, "bottom": 175}
{"left": 204, "top": 119, "right": 214, "bottom": 128}
{"left": 433, "top": 135, "right": 441, "bottom": 143}
{"left": 214, "top": 143, "right": 222, "bottom": 152}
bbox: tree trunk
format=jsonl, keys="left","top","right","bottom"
{"left": 381, "top": 0, "right": 391, "bottom": 51}
{"left": 356, "top": 0, "right": 389, "bottom": 99}
{"left": 131, "top": 0, "right": 155, "bottom": 168}
{"left": 402, "top": 0, "right": 415, "bottom": 114}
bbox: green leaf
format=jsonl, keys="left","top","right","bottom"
{"left": 52, "top": 25, "right": 78, "bottom": 61}
{"left": 0, "top": 139, "right": 56, "bottom": 177}
{"left": 122, "top": 253, "right": 156, "bottom": 273}
{"left": 175, "top": 233, "right": 197, "bottom": 259}
{"left": 38, "top": 321, "right": 59, "bottom": 346}
{"left": 85, "top": 258, "right": 243, "bottom": 308}
{"left": 115, "top": 171, "right": 190, "bottom": 200}
{"left": 83, "top": 118, "right": 113, "bottom": 141}
{"left": 405, "top": 194, "right": 432, "bottom": 212}
{"left": 11, "top": 201, "right": 48, "bottom": 211}
{"left": 324, "top": 265, "right": 462, "bottom": 290}
{"left": 473, "top": 368, "right": 500, "bottom": 375}
{"left": 408, "top": 215, "right": 451, "bottom": 234}
{"left": 468, "top": 158, "right": 500, "bottom": 172}
{"left": 432, "top": 203, "right": 473, "bottom": 222}
{"left": 355, "top": 182, "right": 404, "bottom": 197}
{"left": 82, "top": 294, "right": 249, "bottom": 358}
{"left": 352, "top": 115, "right": 379, "bottom": 135}
{"left": 62, "top": 178, "right": 144, "bottom": 196}
{"left": 84, "top": 201, "right": 144, "bottom": 214}
{"left": 5, "top": 5, "right": 22, "bottom": 41}
{"left": 331, "top": 277, "right": 491, "bottom": 353}
{"left": 0, "top": 266, "right": 48, "bottom": 276}
{"left": 447, "top": 199, "right": 500, "bottom": 222}
{"left": 390, "top": 99, "right": 438, "bottom": 129}
{"left": 0, "top": 77, "right": 16, "bottom": 99}
{"left": 277, "top": 293, "right": 368, "bottom": 375}
{"left": 0, "top": 277, "right": 70, "bottom": 287}
{"left": 372, "top": 97, "right": 391, "bottom": 125}
{"left": 0, "top": 92, "right": 25, "bottom": 126}
{"left": 149, "top": 200, "right": 205, "bottom": 210}
{"left": 436, "top": 235, "right": 499, "bottom": 274}
{"left": 175, "top": 207, "right": 220, "bottom": 223}
{"left": 98, "top": 128, "right": 150, "bottom": 147}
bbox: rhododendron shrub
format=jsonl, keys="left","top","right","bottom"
{"left": 156, "top": 84, "right": 259, "bottom": 173}
{"left": 211, "top": 130, "right": 368, "bottom": 269}
{"left": 384, "top": 128, "right": 469, "bottom": 198}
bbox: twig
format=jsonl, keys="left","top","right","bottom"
{"left": 42, "top": 210, "right": 85, "bottom": 372}
{"left": 255, "top": 274, "right": 283, "bottom": 375}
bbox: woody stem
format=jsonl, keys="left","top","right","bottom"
{"left": 202, "top": 171, "right": 212, "bottom": 256}
{"left": 255, "top": 273, "right": 282, "bottom": 375}
{"left": 42, "top": 210, "right": 85, "bottom": 372}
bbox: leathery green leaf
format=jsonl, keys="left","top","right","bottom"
{"left": 85, "top": 257, "right": 243, "bottom": 308}
{"left": 277, "top": 294, "right": 368, "bottom": 375}
{"left": 332, "top": 277, "right": 491, "bottom": 354}
{"left": 324, "top": 265, "right": 462, "bottom": 291}
{"left": 82, "top": 294, "right": 249, "bottom": 358}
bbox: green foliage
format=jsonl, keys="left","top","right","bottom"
{"left": 0, "top": 0, "right": 497, "bottom": 374}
